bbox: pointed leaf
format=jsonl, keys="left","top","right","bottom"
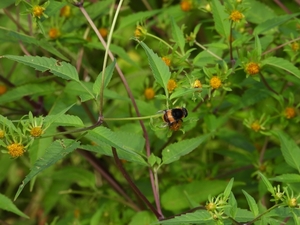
{"left": 93, "top": 60, "right": 116, "bottom": 96}
{"left": 88, "top": 127, "right": 147, "bottom": 165}
{"left": 263, "top": 57, "right": 300, "bottom": 79}
{"left": 253, "top": 13, "right": 300, "bottom": 35}
{"left": 258, "top": 172, "right": 275, "bottom": 196}
{"left": 211, "top": 0, "right": 230, "bottom": 38}
{"left": 162, "top": 135, "right": 209, "bottom": 165}
{"left": 273, "top": 130, "right": 300, "bottom": 173}
{"left": 0, "top": 83, "right": 56, "bottom": 104}
{"left": 170, "top": 17, "right": 185, "bottom": 54}
{"left": 51, "top": 114, "right": 84, "bottom": 127}
{"left": 2, "top": 55, "right": 79, "bottom": 81}
{"left": 242, "top": 190, "right": 259, "bottom": 217}
{"left": 138, "top": 41, "right": 171, "bottom": 90}
{"left": 255, "top": 35, "right": 262, "bottom": 58}
{"left": 269, "top": 174, "right": 300, "bottom": 183}
{"left": 14, "top": 139, "right": 80, "bottom": 200}
{"left": 223, "top": 178, "right": 234, "bottom": 199}
{"left": 0, "top": 193, "right": 29, "bottom": 218}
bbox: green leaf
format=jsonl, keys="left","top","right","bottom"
{"left": 170, "top": 17, "right": 185, "bottom": 54}
{"left": 269, "top": 174, "right": 300, "bottom": 183}
{"left": 244, "top": 0, "right": 276, "bottom": 24}
{"left": 2, "top": 55, "right": 79, "bottom": 81}
{"left": 162, "top": 135, "right": 209, "bottom": 165}
{"left": 129, "top": 211, "right": 157, "bottom": 225}
{"left": 263, "top": 57, "right": 300, "bottom": 79}
{"left": 64, "top": 81, "right": 95, "bottom": 102}
{"left": 0, "top": 0, "right": 15, "bottom": 8}
{"left": 87, "top": 127, "right": 147, "bottom": 166}
{"left": 14, "top": 139, "right": 80, "bottom": 200}
{"left": 223, "top": 178, "right": 234, "bottom": 199}
{"left": 0, "top": 114, "right": 17, "bottom": 130}
{"left": 0, "top": 193, "right": 29, "bottom": 218}
{"left": 138, "top": 41, "right": 171, "bottom": 91}
{"left": 93, "top": 60, "right": 116, "bottom": 96}
{"left": 50, "top": 114, "right": 84, "bottom": 127}
{"left": 242, "top": 190, "right": 259, "bottom": 217}
{"left": 253, "top": 13, "right": 300, "bottom": 35}
{"left": 292, "top": 211, "right": 300, "bottom": 225}
{"left": 116, "top": 10, "right": 161, "bottom": 31}
{"left": 273, "top": 130, "right": 300, "bottom": 173}
{"left": 258, "top": 172, "right": 275, "bottom": 196}
{"left": 211, "top": 0, "right": 230, "bottom": 38}
{"left": 255, "top": 35, "right": 262, "bottom": 58}
{"left": 152, "top": 211, "right": 213, "bottom": 225}
{"left": 0, "top": 83, "right": 56, "bottom": 104}
{"left": 227, "top": 193, "right": 237, "bottom": 218}
{"left": 161, "top": 180, "right": 229, "bottom": 211}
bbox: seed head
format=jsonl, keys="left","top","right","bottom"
{"left": 245, "top": 62, "right": 260, "bottom": 75}
{"left": 144, "top": 88, "right": 155, "bottom": 100}
{"left": 167, "top": 79, "right": 177, "bottom": 93}
{"left": 284, "top": 107, "right": 296, "bottom": 119}
{"left": 209, "top": 76, "right": 222, "bottom": 89}
{"left": 251, "top": 121, "right": 260, "bottom": 132}
{"left": 229, "top": 10, "right": 244, "bottom": 22}
{"left": 7, "top": 143, "right": 25, "bottom": 158}
{"left": 32, "top": 5, "right": 45, "bottom": 18}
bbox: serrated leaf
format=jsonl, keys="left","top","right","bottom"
{"left": 0, "top": 114, "right": 17, "bottom": 130}
{"left": 64, "top": 81, "right": 95, "bottom": 102}
{"left": 211, "top": 0, "right": 230, "bottom": 38}
{"left": 242, "top": 190, "right": 259, "bottom": 217}
{"left": 93, "top": 60, "right": 116, "bottom": 96}
{"left": 244, "top": 0, "right": 276, "bottom": 24}
{"left": 130, "top": 211, "right": 157, "bottom": 225}
{"left": 253, "top": 13, "right": 300, "bottom": 35}
{"left": 0, "top": 193, "right": 29, "bottom": 218}
{"left": 87, "top": 127, "right": 147, "bottom": 166}
{"left": 273, "top": 130, "right": 300, "bottom": 173}
{"left": 138, "top": 41, "right": 171, "bottom": 91}
{"left": 258, "top": 172, "right": 275, "bottom": 196}
{"left": 170, "top": 17, "right": 185, "bottom": 54}
{"left": 162, "top": 135, "right": 209, "bottom": 164}
{"left": 0, "top": 83, "right": 56, "bottom": 104}
{"left": 51, "top": 114, "right": 84, "bottom": 127}
{"left": 269, "top": 174, "right": 300, "bottom": 183}
{"left": 152, "top": 211, "right": 213, "bottom": 225}
{"left": 263, "top": 57, "right": 300, "bottom": 79}
{"left": 2, "top": 55, "right": 79, "bottom": 81}
{"left": 14, "top": 139, "right": 80, "bottom": 200}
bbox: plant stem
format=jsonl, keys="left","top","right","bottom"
{"left": 194, "top": 40, "right": 223, "bottom": 61}
{"left": 103, "top": 114, "right": 162, "bottom": 121}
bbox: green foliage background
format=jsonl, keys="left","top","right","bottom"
{"left": 0, "top": 0, "right": 300, "bottom": 224}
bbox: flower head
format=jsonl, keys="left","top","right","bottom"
{"left": 193, "top": 79, "right": 202, "bottom": 88}
{"left": 144, "top": 88, "right": 155, "bottom": 100}
{"left": 162, "top": 57, "right": 171, "bottom": 67}
{"left": 0, "top": 129, "right": 5, "bottom": 139}
{"left": 48, "top": 28, "right": 61, "bottom": 39}
{"left": 99, "top": 27, "right": 108, "bottom": 38}
{"left": 251, "top": 121, "right": 261, "bottom": 132}
{"left": 291, "top": 42, "right": 299, "bottom": 52}
{"left": 0, "top": 85, "right": 7, "bottom": 95}
{"left": 180, "top": 0, "right": 193, "bottom": 12}
{"left": 7, "top": 143, "right": 25, "bottom": 158}
{"left": 245, "top": 62, "right": 260, "bottom": 75}
{"left": 209, "top": 76, "right": 222, "bottom": 89}
{"left": 167, "top": 79, "right": 177, "bottom": 93}
{"left": 32, "top": 5, "right": 45, "bottom": 19}
{"left": 60, "top": 5, "right": 71, "bottom": 17}
{"left": 229, "top": 10, "right": 244, "bottom": 22}
{"left": 30, "top": 126, "right": 43, "bottom": 137}
{"left": 134, "top": 25, "right": 147, "bottom": 39}
{"left": 284, "top": 107, "right": 296, "bottom": 119}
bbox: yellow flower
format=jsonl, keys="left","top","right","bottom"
{"left": 144, "top": 88, "right": 155, "bottom": 100}
{"left": 229, "top": 10, "right": 244, "bottom": 22}
{"left": 284, "top": 107, "right": 296, "bottom": 119}
{"left": 48, "top": 28, "right": 61, "bottom": 39}
{"left": 205, "top": 202, "right": 217, "bottom": 211}
{"left": 193, "top": 79, "right": 202, "bottom": 88}
{"left": 291, "top": 42, "right": 299, "bottom": 52}
{"left": 99, "top": 27, "right": 108, "bottom": 38}
{"left": 30, "top": 126, "right": 43, "bottom": 137}
{"left": 0, "top": 130, "right": 5, "bottom": 138}
{"left": 245, "top": 62, "right": 260, "bottom": 75}
{"left": 180, "top": 0, "right": 192, "bottom": 12}
{"left": 7, "top": 143, "right": 25, "bottom": 158}
{"left": 167, "top": 79, "right": 177, "bottom": 93}
{"left": 32, "top": 5, "right": 45, "bottom": 18}
{"left": 162, "top": 57, "right": 171, "bottom": 66}
{"left": 134, "top": 25, "right": 147, "bottom": 39}
{"left": 287, "top": 198, "right": 298, "bottom": 207}
{"left": 209, "top": 76, "right": 222, "bottom": 89}
{"left": 0, "top": 85, "right": 7, "bottom": 95}
{"left": 60, "top": 5, "right": 71, "bottom": 17}
{"left": 251, "top": 121, "right": 260, "bottom": 132}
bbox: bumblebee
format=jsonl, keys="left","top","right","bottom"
{"left": 163, "top": 107, "right": 188, "bottom": 127}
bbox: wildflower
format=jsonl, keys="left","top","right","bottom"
{"left": 0, "top": 129, "right": 5, "bottom": 138}
{"left": 134, "top": 25, "right": 147, "bottom": 39}
{"left": 144, "top": 88, "right": 155, "bottom": 100}
{"left": 205, "top": 3, "right": 211, "bottom": 12}
{"left": 0, "top": 85, "right": 7, "bottom": 95}
{"left": 32, "top": 5, "right": 45, "bottom": 19}
{"left": 7, "top": 143, "right": 25, "bottom": 158}
{"left": 284, "top": 107, "right": 296, "bottom": 119}
{"left": 48, "top": 28, "right": 61, "bottom": 39}
{"left": 30, "top": 126, "right": 43, "bottom": 137}
{"left": 193, "top": 79, "right": 202, "bottom": 88}
{"left": 245, "top": 62, "right": 260, "bottom": 75}
{"left": 287, "top": 198, "right": 298, "bottom": 207}
{"left": 229, "top": 10, "right": 244, "bottom": 22}
{"left": 291, "top": 42, "right": 299, "bottom": 52}
{"left": 209, "top": 76, "right": 222, "bottom": 89}
{"left": 167, "top": 79, "right": 177, "bottom": 93}
{"left": 162, "top": 56, "right": 171, "bottom": 66}
{"left": 251, "top": 121, "right": 261, "bottom": 132}
{"left": 205, "top": 202, "right": 217, "bottom": 212}
{"left": 60, "top": 5, "right": 71, "bottom": 17}
{"left": 180, "top": 0, "right": 192, "bottom": 12}
{"left": 99, "top": 27, "right": 108, "bottom": 38}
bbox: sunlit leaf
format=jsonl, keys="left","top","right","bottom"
{"left": 242, "top": 190, "right": 259, "bottom": 217}
{"left": 211, "top": 0, "right": 230, "bottom": 39}
{"left": 263, "top": 57, "right": 300, "bottom": 79}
